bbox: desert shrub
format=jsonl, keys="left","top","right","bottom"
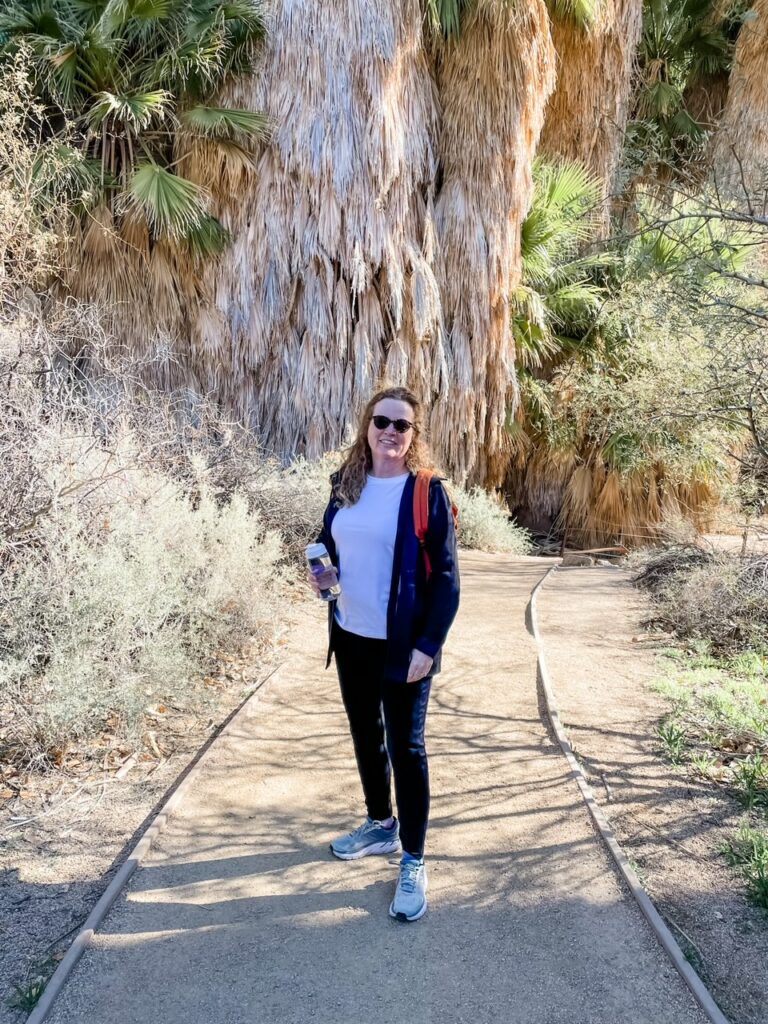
{"left": 268, "top": 454, "right": 532, "bottom": 556}
{"left": 642, "top": 551, "right": 768, "bottom": 655}
{"left": 243, "top": 453, "right": 342, "bottom": 563}
{"left": 633, "top": 544, "right": 716, "bottom": 594}
{"left": 0, "top": 453, "right": 285, "bottom": 762}
{"left": 452, "top": 486, "right": 531, "bottom": 554}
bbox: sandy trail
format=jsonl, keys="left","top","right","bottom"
{"left": 47, "top": 553, "right": 707, "bottom": 1024}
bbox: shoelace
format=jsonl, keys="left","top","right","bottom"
{"left": 399, "top": 861, "right": 421, "bottom": 893}
{"left": 350, "top": 821, "right": 370, "bottom": 839}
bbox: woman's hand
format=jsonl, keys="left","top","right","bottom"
{"left": 407, "top": 648, "right": 433, "bottom": 683}
{"left": 307, "top": 565, "right": 339, "bottom": 598}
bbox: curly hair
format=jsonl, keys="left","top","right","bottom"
{"left": 335, "top": 386, "right": 435, "bottom": 507}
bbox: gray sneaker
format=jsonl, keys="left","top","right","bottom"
{"left": 330, "top": 817, "right": 401, "bottom": 860}
{"left": 389, "top": 855, "right": 428, "bottom": 922}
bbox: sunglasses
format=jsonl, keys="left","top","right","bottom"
{"left": 371, "top": 414, "right": 413, "bottom": 434}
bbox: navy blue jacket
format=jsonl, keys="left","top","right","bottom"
{"left": 317, "top": 471, "right": 460, "bottom": 683}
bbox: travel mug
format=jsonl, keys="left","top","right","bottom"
{"left": 305, "top": 542, "right": 341, "bottom": 600}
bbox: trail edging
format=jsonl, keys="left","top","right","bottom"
{"left": 530, "top": 564, "right": 731, "bottom": 1024}
{"left": 24, "top": 664, "right": 283, "bottom": 1024}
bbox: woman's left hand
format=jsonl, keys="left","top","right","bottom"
{"left": 407, "top": 649, "right": 434, "bottom": 683}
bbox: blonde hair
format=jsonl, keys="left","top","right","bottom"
{"left": 335, "top": 386, "right": 434, "bottom": 506}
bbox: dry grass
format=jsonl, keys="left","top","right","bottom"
{"left": 555, "top": 463, "right": 718, "bottom": 548}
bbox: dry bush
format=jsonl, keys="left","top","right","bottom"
{"left": 636, "top": 547, "right": 768, "bottom": 654}
{"left": 0, "top": 318, "right": 294, "bottom": 764}
{"left": 1, "top": 476, "right": 285, "bottom": 763}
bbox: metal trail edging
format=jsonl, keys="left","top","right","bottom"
{"left": 25, "top": 664, "right": 283, "bottom": 1024}
{"left": 530, "top": 564, "right": 731, "bottom": 1024}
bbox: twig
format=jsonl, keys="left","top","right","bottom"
{"left": 600, "top": 771, "right": 613, "bottom": 802}
{"left": 623, "top": 809, "right": 709, "bottom": 863}
{"left": 663, "top": 914, "right": 707, "bottom": 967}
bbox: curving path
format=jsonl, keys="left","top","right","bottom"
{"left": 45, "top": 553, "right": 709, "bottom": 1024}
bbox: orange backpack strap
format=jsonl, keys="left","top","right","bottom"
{"left": 414, "top": 469, "right": 433, "bottom": 579}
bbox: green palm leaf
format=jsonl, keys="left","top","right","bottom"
{"left": 0, "top": 5, "right": 64, "bottom": 37}
{"left": 2, "top": 0, "right": 268, "bottom": 264}
{"left": 88, "top": 89, "right": 171, "bottom": 129}
{"left": 181, "top": 104, "right": 270, "bottom": 141}
{"left": 126, "top": 162, "right": 207, "bottom": 236}
{"left": 183, "top": 213, "right": 231, "bottom": 258}
{"left": 422, "top": 0, "right": 471, "bottom": 38}
{"left": 32, "top": 142, "right": 103, "bottom": 208}
{"left": 219, "top": 0, "right": 267, "bottom": 33}
{"left": 547, "top": 0, "right": 599, "bottom": 29}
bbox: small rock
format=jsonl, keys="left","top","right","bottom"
{"left": 561, "top": 553, "right": 596, "bottom": 567}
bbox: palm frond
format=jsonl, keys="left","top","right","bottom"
{"left": 87, "top": 88, "right": 171, "bottom": 129}
{"left": 180, "top": 104, "right": 270, "bottom": 141}
{"left": 124, "top": 162, "right": 207, "bottom": 236}
{"left": 0, "top": 5, "right": 65, "bottom": 37}
{"left": 32, "top": 142, "right": 103, "bottom": 210}
{"left": 94, "top": 0, "right": 175, "bottom": 39}
{"left": 546, "top": 0, "right": 599, "bottom": 30}
{"left": 421, "top": 0, "right": 471, "bottom": 38}
{"left": 182, "top": 212, "right": 231, "bottom": 258}
{"left": 545, "top": 282, "right": 604, "bottom": 325}
{"left": 219, "top": 0, "right": 267, "bottom": 34}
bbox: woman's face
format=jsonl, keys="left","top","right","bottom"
{"left": 367, "top": 398, "right": 415, "bottom": 467}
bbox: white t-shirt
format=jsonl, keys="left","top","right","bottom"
{"left": 331, "top": 472, "right": 410, "bottom": 639}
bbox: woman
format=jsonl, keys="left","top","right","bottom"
{"left": 309, "top": 386, "right": 460, "bottom": 923}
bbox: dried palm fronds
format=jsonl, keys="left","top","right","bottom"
{"left": 554, "top": 462, "right": 719, "bottom": 548}
{"left": 170, "top": 0, "right": 446, "bottom": 461}
{"left": 59, "top": 0, "right": 558, "bottom": 489}
{"left": 712, "top": 0, "right": 768, "bottom": 190}
{"left": 431, "top": 0, "right": 556, "bottom": 485}
{"left": 540, "top": 0, "right": 643, "bottom": 230}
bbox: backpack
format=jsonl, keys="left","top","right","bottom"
{"left": 413, "top": 470, "right": 459, "bottom": 581}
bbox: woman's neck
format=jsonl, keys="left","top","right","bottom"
{"left": 369, "top": 457, "right": 408, "bottom": 479}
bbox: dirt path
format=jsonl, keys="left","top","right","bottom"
{"left": 44, "top": 554, "right": 708, "bottom": 1024}
{"left": 537, "top": 565, "right": 768, "bottom": 1024}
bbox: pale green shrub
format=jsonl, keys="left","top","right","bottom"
{"left": 0, "top": 461, "right": 285, "bottom": 759}
{"left": 242, "top": 452, "right": 342, "bottom": 562}
{"left": 452, "top": 486, "right": 531, "bottom": 554}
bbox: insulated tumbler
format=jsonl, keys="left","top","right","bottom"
{"left": 305, "top": 542, "right": 341, "bottom": 601}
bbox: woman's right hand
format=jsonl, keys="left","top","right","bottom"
{"left": 307, "top": 565, "right": 339, "bottom": 597}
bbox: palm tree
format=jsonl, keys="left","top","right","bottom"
{"left": 626, "top": 0, "right": 732, "bottom": 184}
{"left": 5, "top": 0, "right": 557, "bottom": 487}
{"left": 505, "top": 158, "right": 724, "bottom": 545}
{"left": 712, "top": 0, "right": 768, "bottom": 190}
{"left": 506, "top": 158, "right": 618, "bottom": 531}
{"left": 179, "top": 0, "right": 556, "bottom": 485}
{"left": 0, "top": 0, "right": 268, "bottom": 250}
{"left": 540, "top": 0, "right": 643, "bottom": 232}
{"left": 430, "top": 0, "right": 556, "bottom": 484}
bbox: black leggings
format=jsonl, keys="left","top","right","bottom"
{"left": 333, "top": 623, "right": 432, "bottom": 858}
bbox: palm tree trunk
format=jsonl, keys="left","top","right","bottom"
{"left": 711, "top": 0, "right": 768, "bottom": 191}
{"left": 183, "top": 0, "right": 443, "bottom": 460}
{"left": 431, "top": 0, "right": 555, "bottom": 485}
{"left": 539, "top": 0, "right": 642, "bottom": 230}
{"left": 67, "top": 0, "right": 555, "bottom": 488}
